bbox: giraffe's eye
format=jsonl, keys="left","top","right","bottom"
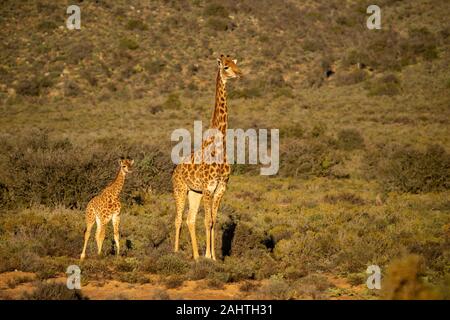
{"left": 224, "top": 66, "right": 229, "bottom": 70}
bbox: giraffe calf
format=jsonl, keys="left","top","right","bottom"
{"left": 80, "top": 158, "right": 134, "bottom": 261}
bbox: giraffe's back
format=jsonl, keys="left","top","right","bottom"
{"left": 173, "top": 162, "right": 230, "bottom": 192}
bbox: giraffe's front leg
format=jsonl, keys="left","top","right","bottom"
{"left": 211, "top": 182, "right": 227, "bottom": 261}
{"left": 202, "top": 188, "right": 215, "bottom": 259}
{"left": 186, "top": 190, "right": 202, "bottom": 260}
{"left": 112, "top": 212, "right": 120, "bottom": 257}
{"left": 173, "top": 178, "right": 188, "bottom": 253}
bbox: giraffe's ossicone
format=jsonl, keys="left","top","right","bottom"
{"left": 80, "top": 158, "right": 134, "bottom": 261}
{"left": 172, "top": 55, "right": 242, "bottom": 260}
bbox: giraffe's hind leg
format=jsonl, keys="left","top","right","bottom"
{"left": 95, "top": 216, "right": 108, "bottom": 256}
{"left": 173, "top": 176, "right": 188, "bottom": 252}
{"left": 112, "top": 212, "right": 120, "bottom": 257}
{"left": 80, "top": 206, "right": 96, "bottom": 260}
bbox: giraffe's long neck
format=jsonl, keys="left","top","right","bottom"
{"left": 106, "top": 169, "right": 126, "bottom": 198}
{"left": 210, "top": 70, "right": 228, "bottom": 144}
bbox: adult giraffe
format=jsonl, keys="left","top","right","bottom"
{"left": 172, "top": 54, "right": 242, "bottom": 260}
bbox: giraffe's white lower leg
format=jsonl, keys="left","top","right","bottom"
{"left": 95, "top": 217, "right": 106, "bottom": 256}
{"left": 203, "top": 191, "right": 214, "bottom": 259}
{"left": 210, "top": 223, "right": 216, "bottom": 261}
{"left": 80, "top": 222, "right": 94, "bottom": 260}
{"left": 211, "top": 182, "right": 226, "bottom": 261}
{"left": 187, "top": 191, "right": 202, "bottom": 260}
{"left": 112, "top": 213, "right": 120, "bottom": 257}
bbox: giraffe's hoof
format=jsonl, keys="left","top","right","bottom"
{"left": 80, "top": 254, "right": 85, "bottom": 261}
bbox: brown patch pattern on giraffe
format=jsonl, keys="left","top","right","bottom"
{"left": 80, "top": 158, "right": 134, "bottom": 260}
{"left": 172, "top": 55, "right": 242, "bottom": 260}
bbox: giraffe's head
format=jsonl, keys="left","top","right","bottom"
{"left": 118, "top": 158, "right": 134, "bottom": 174}
{"left": 217, "top": 54, "right": 242, "bottom": 81}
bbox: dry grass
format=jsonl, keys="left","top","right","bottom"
{"left": 0, "top": 0, "right": 449, "bottom": 300}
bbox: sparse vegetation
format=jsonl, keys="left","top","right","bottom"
{"left": 163, "top": 275, "right": 185, "bottom": 289}
{"left": 126, "top": 19, "right": 148, "bottom": 31}
{"left": 163, "top": 92, "right": 182, "bottom": 109}
{"left": 337, "top": 129, "right": 365, "bottom": 151}
{"left": 0, "top": 0, "right": 448, "bottom": 300}
{"left": 119, "top": 37, "right": 140, "bottom": 51}
{"left": 366, "top": 144, "right": 450, "bottom": 193}
{"left": 22, "top": 282, "right": 88, "bottom": 300}
{"left": 365, "top": 74, "right": 401, "bottom": 96}
{"left": 382, "top": 255, "right": 442, "bottom": 299}
{"left": 259, "top": 276, "right": 295, "bottom": 300}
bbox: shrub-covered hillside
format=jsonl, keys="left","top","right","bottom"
{"left": 1, "top": 0, "right": 449, "bottom": 101}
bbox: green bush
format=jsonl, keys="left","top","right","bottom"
{"left": 206, "top": 17, "right": 229, "bottom": 31}
{"left": 336, "top": 129, "right": 365, "bottom": 150}
{"left": 335, "top": 69, "right": 367, "bottom": 86}
{"left": 230, "top": 222, "right": 268, "bottom": 257}
{"left": 64, "top": 80, "right": 81, "bottom": 97}
{"left": 204, "top": 3, "right": 228, "bottom": 17}
{"left": 229, "top": 87, "right": 262, "bottom": 99}
{"left": 302, "top": 37, "right": 325, "bottom": 53}
{"left": 65, "top": 42, "right": 94, "bottom": 64}
{"left": 367, "top": 144, "right": 450, "bottom": 193}
{"left": 126, "top": 19, "right": 148, "bottom": 31}
{"left": 163, "top": 275, "right": 185, "bottom": 289}
{"left": 145, "top": 60, "right": 166, "bottom": 75}
{"left": 15, "top": 76, "right": 54, "bottom": 96}
{"left": 407, "top": 27, "right": 438, "bottom": 61}
{"left": 163, "top": 93, "right": 182, "bottom": 109}
{"left": 279, "top": 139, "right": 341, "bottom": 178}
{"left": 119, "top": 38, "right": 139, "bottom": 50}
{"left": 342, "top": 49, "right": 370, "bottom": 68}
{"left": 189, "top": 259, "right": 222, "bottom": 280}
{"left": 22, "top": 282, "right": 88, "bottom": 300}
{"left": 323, "top": 193, "right": 366, "bottom": 205}
{"left": 295, "top": 274, "right": 334, "bottom": 298}
{"left": 382, "top": 255, "right": 441, "bottom": 299}
{"left": 280, "top": 125, "right": 304, "bottom": 139}
{"left": 155, "top": 254, "right": 190, "bottom": 275}
{"left": 365, "top": 74, "right": 400, "bottom": 96}
{"left": 37, "top": 20, "right": 58, "bottom": 32}
{"left": 0, "top": 130, "right": 173, "bottom": 209}
{"left": 347, "top": 27, "right": 438, "bottom": 72}
{"left": 223, "top": 256, "right": 255, "bottom": 281}
{"left": 0, "top": 209, "right": 83, "bottom": 269}
{"left": 239, "top": 281, "right": 258, "bottom": 292}
{"left": 206, "top": 277, "right": 225, "bottom": 289}
{"left": 259, "top": 276, "right": 295, "bottom": 299}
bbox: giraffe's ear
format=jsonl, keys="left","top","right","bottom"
{"left": 217, "top": 58, "right": 222, "bottom": 67}
{"left": 232, "top": 59, "right": 238, "bottom": 64}
{"left": 130, "top": 159, "right": 135, "bottom": 165}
